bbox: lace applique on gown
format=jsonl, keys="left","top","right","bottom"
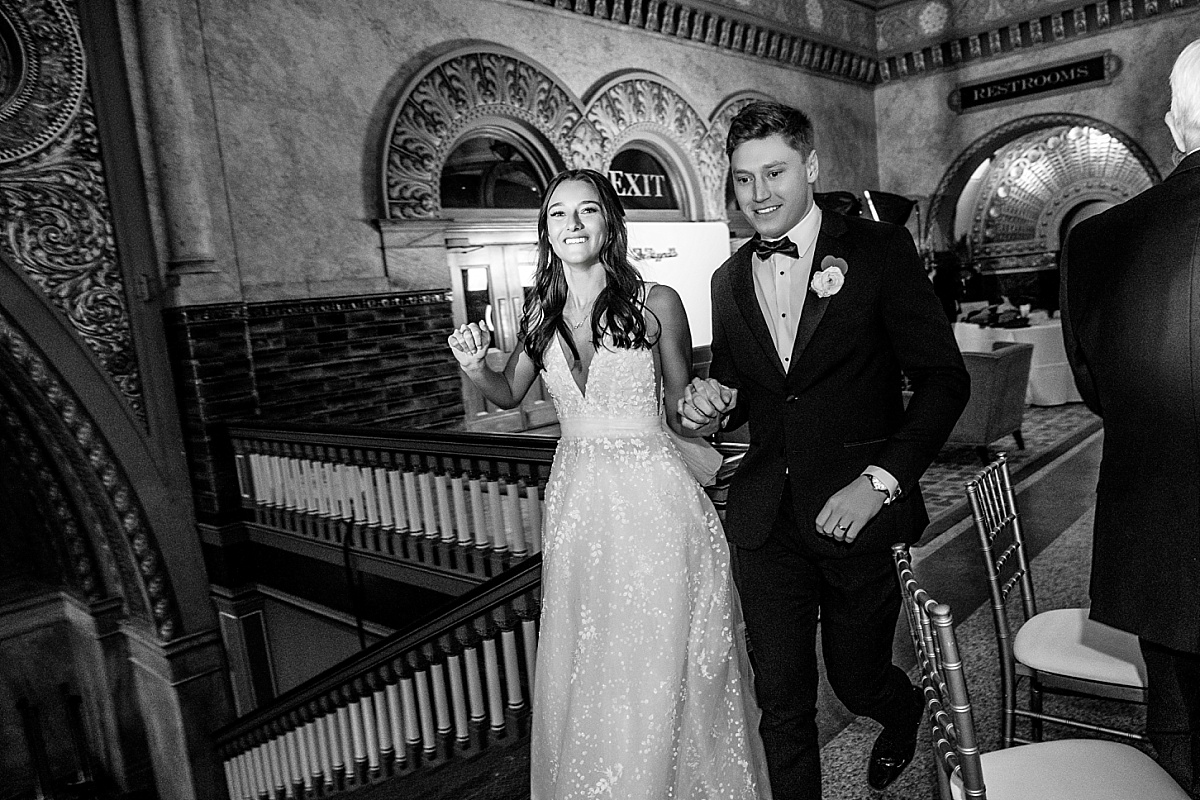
{"left": 531, "top": 336, "right": 771, "bottom": 800}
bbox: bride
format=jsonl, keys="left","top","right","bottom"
{"left": 448, "top": 169, "right": 770, "bottom": 800}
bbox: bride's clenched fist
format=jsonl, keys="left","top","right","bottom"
{"left": 448, "top": 321, "right": 491, "bottom": 371}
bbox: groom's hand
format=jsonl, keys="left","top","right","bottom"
{"left": 679, "top": 378, "right": 737, "bottom": 433}
{"left": 816, "top": 477, "right": 887, "bottom": 544}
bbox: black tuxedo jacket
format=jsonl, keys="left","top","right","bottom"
{"left": 710, "top": 211, "right": 969, "bottom": 556}
{"left": 1062, "top": 150, "right": 1200, "bottom": 654}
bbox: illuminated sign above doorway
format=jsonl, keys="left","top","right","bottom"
{"left": 608, "top": 148, "right": 680, "bottom": 211}
{"left": 949, "top": 52, "right": 1120, "bottom": 114}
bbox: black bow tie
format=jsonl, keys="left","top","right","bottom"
{"left": 753, "top": 235, "right": 799, "bottom": 260}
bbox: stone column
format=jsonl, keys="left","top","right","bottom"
{"left": 124, "top": 625, "right": 233, "bottom": 800}
{"left": 133, "top": 0, "right": 218, "bottom": 274}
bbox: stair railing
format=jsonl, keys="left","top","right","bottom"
{"left": 227, "top": 423, "right": 558, "bottom": 589}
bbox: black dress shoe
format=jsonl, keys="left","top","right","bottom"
{"left": 867, "top": 685, "right": 923, "bottom": 791}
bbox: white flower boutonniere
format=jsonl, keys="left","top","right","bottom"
{"left": 810, "top": 256, "right": 849, "bottom": 298}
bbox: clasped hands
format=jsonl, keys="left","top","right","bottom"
{"left": 678, "top": 377, "right": 885, "bottom": 544}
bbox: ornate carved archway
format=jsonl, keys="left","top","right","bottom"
{"left": 382, "top": 48, "right": 766, "bottom": 223}
{"left": 965, "top": 124, "right": 1154, "bottom": 268}
{"left": 926, "top": 114, "right": 1161, "bottom": 260}
{"left": 0, "top": 299, "right": 181, "bottom": 640}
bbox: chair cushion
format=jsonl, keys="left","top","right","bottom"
{"left": 951, "top": 739, "right": 1189, "bottom": 800}
{"left": 1013, "top": 608, "right": 1148, "bottom": 687}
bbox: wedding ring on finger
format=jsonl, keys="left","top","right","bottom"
{"left": 836, "top": 524, "right": 849, "bottom": 531}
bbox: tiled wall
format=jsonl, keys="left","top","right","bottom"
{"left": 165, "top": 291, "right": 462, "bottom": 520}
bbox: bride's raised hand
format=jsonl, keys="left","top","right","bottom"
{"left": 448, "top": 321, "right": 491, "bottom": 372}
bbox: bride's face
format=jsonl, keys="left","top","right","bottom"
{"left": 546, "top": 180, "right": 608, "bottom": 270}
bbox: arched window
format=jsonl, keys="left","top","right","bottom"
{"left": 440, "top": 133, "right": 548, "bottom": 210}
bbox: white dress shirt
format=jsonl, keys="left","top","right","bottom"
{"left": 750, "top": 203, "right": 900, "bottom": 499}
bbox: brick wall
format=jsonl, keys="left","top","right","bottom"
{"left": 164, "top": 291, "right": 463, "bottom": 520}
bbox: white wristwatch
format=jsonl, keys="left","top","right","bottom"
{"left": 862, "top": 473, "right": 896, "bottom": 505}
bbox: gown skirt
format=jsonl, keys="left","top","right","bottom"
{"left": 530, "top": 343, "right": 770, "bottom": 800}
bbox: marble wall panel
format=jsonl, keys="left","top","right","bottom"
{"left": 874, "top": 17, "right": 1200, "bottom": 236}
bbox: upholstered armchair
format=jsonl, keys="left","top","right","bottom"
{"left": 949, "top": 341, "right": 1034, "bottom": 463}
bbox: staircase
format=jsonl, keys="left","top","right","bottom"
{"left": 213, "top": 422, "right": 743, "bottom": 799}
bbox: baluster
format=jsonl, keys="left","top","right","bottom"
{"left": 409, "top": 652, "right": 437, "bottom": 754}
{"left": 486, "top": 475, "right": 507, "bottom": 553}
{"left": 235, "top": 750, "right": 255, "bottom": 800}
{"left": 387, "top": 466, "right": 407, "bottom": 531}
{"left": 352, "top": 681, "right": 376, "bottom": 777}
{"left": 452, "top": 474, "right": 471, "bottom": 545}
{"left": 418, "top": 469, "right": 439, "bottom": 539}
{"left": 336, "top": 689, "right": 362, "bottom": 785}
{"left": 313, "top": 700, "right": 336, "bottom": 790}
{"left": 398, "top": 666, "right": 422, "bottom": 762}
{"left": 267, "top": 448, "right": 284, "bottom": 508}
{"left": 361, "top": 463, "right": 380, "bottom": 527}
{"left": 248, "top": 453, "right": 265, "bottom": 506}
{"left": 324, "top": 694, "right": 349, "bottom": 787}
{"left": 298, "top": 706, "right": 321, "bottom": 793}
{"left": 403, "top": 467, "right": 423, "bottom": 535}
{"left": 500, "top": 624, "right": 525, "bottom": 713}
{"left": 469, "top": 474, "right": 488, "bottom": 549}
{"left": 265, "top": 727, "right": 287, "bottom": 798}
{"left": 446, "top": 651, "right": 470, "bottom": 743}
{"left": 375, "top": 464, "right": 393, "bottom": 529}
{"left": 314, "top": 452, "right": 331, "bottom": 517}
{"left": 222, "top": 756, "right": 239, "bottom": 800}
{"left": 383, "top": 668, "right": 406, "bottom": 769}
{"left": 282, "top": 451, "right": 297, "bottom": 512}
{"left": 424, "top": 643, "right": 453, "bottom": 743}
{"left": 516, "top": 592, "right": 540, "bottom": 695}
{"left": 329, "top": 462, "right": 347, "bottom": 519}
{"left": 282, "top": 718, "right": 303, "bottom": 797}
{"left": 250, "top": 740, "right": 270, "bottom": 800}
{"left": 477, "top": 618, "right": 506, "bottom": 732}
{"left": 368, "top": 672, "right": 394, "bottom": 775}
{"left": 460, "top": 638, "right": 487, "bottom": 730}
{"left": 503, "top": 479, "right": 525, "bottom": 556}
{"left": 433, "top": 468, "right": 454, "bottom": 543}
{"left": 525, "top": 480, "right": 543, "bottom": 553}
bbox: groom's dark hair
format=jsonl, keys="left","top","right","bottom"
{"left": 725, "top": 101, "right": 814, "bottom": 158}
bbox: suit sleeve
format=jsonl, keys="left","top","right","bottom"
{"left": 877, "top": 226, "right": 971, "bottom": 494}
{"left": 708, "top": 270, "right": 750, "bottom": 433}
{"left": 1059, "top": 229, "right": 1103, "bottom": 417}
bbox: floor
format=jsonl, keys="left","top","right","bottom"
{"left": 366, "top": 403, "right": 1121, "bottom": 799}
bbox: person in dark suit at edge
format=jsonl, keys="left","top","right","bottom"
{"left": 1061, "top": 38, "right": 1200, "bottom": 798}
{"left": 679, "top": 100, "right": 970, "bottom": 797}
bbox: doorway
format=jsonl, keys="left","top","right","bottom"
{"left": 447, "top": 241, "right": 557, "bottom": 432}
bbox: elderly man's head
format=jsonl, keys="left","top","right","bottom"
{"left": 1168, "top": 38, "right": 1200, "bottom": 155}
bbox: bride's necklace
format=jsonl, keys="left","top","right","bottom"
{"left": 564, "top": 297, "right": 596, "bottom": 331}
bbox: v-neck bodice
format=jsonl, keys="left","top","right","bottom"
{"left": 542, "top": 340, "right": 660, "bottom": 424}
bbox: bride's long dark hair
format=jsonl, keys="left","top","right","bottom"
{"left": 521, "top": 169, "right": 653, "bottom": 370}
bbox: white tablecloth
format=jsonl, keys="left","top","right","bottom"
{"left": 953, "top": 320, "right": 1083, "bottom": 406}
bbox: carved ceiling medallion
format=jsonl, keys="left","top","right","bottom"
{"left": 0, "top": 0, "right": 85, "bottom": 165}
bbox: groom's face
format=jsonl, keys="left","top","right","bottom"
{"left": 730, "top": 134, "right": 819, "bottom": 240}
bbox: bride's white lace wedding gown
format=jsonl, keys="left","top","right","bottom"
{"left": 531, "top": 335, "right": 771, "bottom": 800}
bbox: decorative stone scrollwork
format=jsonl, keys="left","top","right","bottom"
{"left": 0, "top": 0, "right": 143, "bottom": 418}
{"left": 384, "top": 48, "right": 582, "bottom": 219}
{"left": 0, "top": 0, "right": 86, "bottom": 164}
{"left": 0, "top": 308, "right": 180, "bottom": 641}
{"left": 383, "top": 49, "right": 770, "bottom": 223}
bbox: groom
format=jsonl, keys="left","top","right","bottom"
{"left": 681, "top": 101, "right": 969, "bottom": 797}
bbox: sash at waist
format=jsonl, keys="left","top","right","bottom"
{"left": 559, "top": 416, "right": 661, "bottom": 438}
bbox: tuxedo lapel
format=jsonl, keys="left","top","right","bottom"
{"left": 731, "top": 247, "right": 787, "bottom": 377}
{"left": 787, "top": 211, "right": 849, "bottom": 376}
